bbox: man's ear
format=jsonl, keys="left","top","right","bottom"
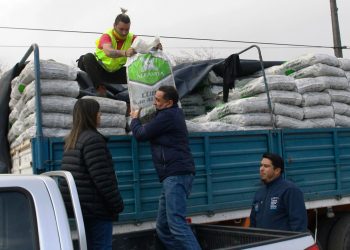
{"left": 274, "top": 167, "right": 281, "bottom": 176}
{"left": 167, "top": 99, "right": 174, "bottom": 107}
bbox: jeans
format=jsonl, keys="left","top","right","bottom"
{"left": 84, "top": 218, "right": 113, "bottom": 250}
{"left": 156, "top": 175, "right": 201, "bottom": 250}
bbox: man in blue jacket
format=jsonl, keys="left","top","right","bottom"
{"left": 250, "top": 153, "right": 308, "bottom": 232}
{"left": 130, "top": 86, "right": 201, "bottom": 250}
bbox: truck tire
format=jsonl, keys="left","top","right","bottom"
{"left": 327, "top": 214, "right": 350, "bottom": 250}
{"left": 317, "top": 216, "right": 341, "bottom": 250}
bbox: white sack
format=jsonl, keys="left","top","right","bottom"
{"left": 325, "top": 89, "right": 350, "bottom": 104}
{"left": 301, "top": 92, "right": 331, "bottom": 107}
{"left": 207, "top": 97, "right": 270, "bottom": 121}
{"left": 291, "top": 63, "right": 345, "bottom": 78}
{"left": 303, "top": 105, "right": 334, "bottom": 119}
{"left": 208, "top": 70, "right": 224, "bottom": 85}
{"left": 257, "top": 90, "right": 302, "bottom": 106}
{"left": 239, "top": 75, "right": 295, "bottom": 98}
{"left": 98, "top": 128, "right": 126, "bottom": 136}
{"left": 182, "top": 106, "right": 206, "bottom": 117}
{"left": 303, "top": 118, "right": 335, "bottom": 128}
{"left": 23, "top": 79, "right": 80, "bottom": 102}
{"left": 186, "top": 120, "right": 239, "bottom": 132}
{"left": 19, "top": 96, "right": 77, "bottom": 121}
{"left": 127, "top": 51, "right": 176, "bottom": 122}
{"left": 181, "top": 94, "right": 204, "bottom": 106}
{"left": 282, "top": 53, "right": 339, "bottom": 72}
{"left": 275, "top": 115, "right": 306, "bottom": 129}
{"left": 219, "top": 113, "right": 273, "bottom": 127}
{"left": 273, "top": 103, "right": 304, "bottom": 120}
{"left": 332, "top": 102, "right": 350, "bottom": 116}
{"left": 10, "top": 126, "right": 70, "bottom": 148}
{"left": 17, "top": 60, "right": 78, "bottom": 85}
{"left": 338, "top": 58, "right": 350, "bottom": 71}
{"left": 251, "top": 64, "right": 286, "bottom": 77}
{"left": 335, "top": 114, "right": 350, "bottom": 127}
{"left": 295, "top": 77, "right": 329, "bottom": 94}
{"left": 24, "top": 113, "right": 73, "bottom": 129}
{"left": 131, "top": 37, "right": 161, "bottom": 54}
{"left": 100, "top": 114, "right": 126, "bottom": 128}
{"left": 82, "top": 96, "right": 127, "bottom": 115}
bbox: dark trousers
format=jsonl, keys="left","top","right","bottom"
{"left": 78, "top": 53, "right": 127, "bottom": 89}
{"left": 84, "top": 217, "right": 113, "bottom": 250}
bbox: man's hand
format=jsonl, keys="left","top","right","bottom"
{"left": 130, "top": 108, "right": 141, "bottom": 119}
{"left": 155, "top": 43, "right": 163, "bottom": 50}
{"left": 126, "top": 48, "right": 136, "bottom": 57}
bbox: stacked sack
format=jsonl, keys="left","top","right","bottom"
{"left": 285, "top": 54, "right": 349, "bottom": 128}
{"left": 8, "top": 60, "right": 79, "bottom": 147}
{"left": 181, "top": 70, "right": 239, "bottom": 129}
{"left": 187, "top": 74, "right": 301, "bottom": 130}
{"left": 180, "top": 94, "right": 206, "bottom": 120}
{"left": 200, "top": 71, "right": 227, "bottom": 109}
{"left": 82, "top": 96, "right": 127, "bottom": 135}
{"left": 195, "top": 75, "right": 302, "bottom": 130}
{"left": 180, "top": 70, "right": 240, "bottom": 122}
{"left": 238, "top": 75, "right": 304, "bottom": 128}
{"left": 333, "top": 58, "right": 350, "bottom": 127}
{"left": 187, "top": 53, "right": 350, "bottom": 131}
{"left": 204, "top": 97, "right": 273, "bottom": 129}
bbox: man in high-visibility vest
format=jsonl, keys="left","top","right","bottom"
{"left": 77, "top": 8, "right": 136, "bottom": 97}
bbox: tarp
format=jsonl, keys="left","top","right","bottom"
{"left": 0, "top": 64, "right": 25, "bottom": 173}
{"left": 173, "top": 58, "right": 283, "bottom": 98}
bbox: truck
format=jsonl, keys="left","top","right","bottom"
{"left": 2, "top": 44, "right": 348, "bottom": 249}
{"left": 0, "top": 170, "right": 317, "bottom": 249}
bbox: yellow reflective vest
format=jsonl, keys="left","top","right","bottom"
{"left": 95, "top": 28, "right": 133, "bottom": 72}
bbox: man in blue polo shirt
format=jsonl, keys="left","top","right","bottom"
{"left": 250, "top": 153, "right": 308, "bottom": 232}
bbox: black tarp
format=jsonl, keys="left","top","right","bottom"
{"left": 0, "top": 64, "right": 25, "bottom": 173}
{"left": 173, "top": 58, "right": 283, "bottom": 98}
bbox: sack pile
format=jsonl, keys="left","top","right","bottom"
{"left": 8, "top": 60, "right": 79, "bottom": 147}
{"left": 82, "top": 96, "right": 127, "bottom": 136}
{"left": 187, "top": 54, "right": 350, "bottom": 132}
{"left": 333, "top": 58, "right": 350, "bottom": 127}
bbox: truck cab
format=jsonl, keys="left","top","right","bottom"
{"left": 0, "top": 172, "right": 86, "bottom": 250}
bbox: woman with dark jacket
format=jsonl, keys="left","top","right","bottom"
{"left": 61, "top": 98, "right": 124, "bottom": 250}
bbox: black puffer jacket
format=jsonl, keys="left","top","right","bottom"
{"left": 61, "top": 129, "right": 124, "bottom": 221}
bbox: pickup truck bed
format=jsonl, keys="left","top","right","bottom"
{"left": 112, "top": 224, "right": 314, "bottom": 250}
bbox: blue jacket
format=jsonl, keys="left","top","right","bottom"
{"left": 130, "top": 104, "right": 195, "bottom": 182}
{"left": 250, "top": 176, "right": 308, "bottom": 232}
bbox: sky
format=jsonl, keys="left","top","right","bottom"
{"left": 0, "top": 0, "right": 349, "bottom": 70}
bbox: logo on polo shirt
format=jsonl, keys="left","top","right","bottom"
{"left": 270, "top": 197, "right": 279, "bottom": 210}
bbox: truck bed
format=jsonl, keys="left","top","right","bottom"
{"left": 110, "top": 224, "right": 314, "bottom": 250}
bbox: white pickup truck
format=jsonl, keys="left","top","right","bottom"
{"left": 0, "top": 171, "right": 319, "bottom": 250}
